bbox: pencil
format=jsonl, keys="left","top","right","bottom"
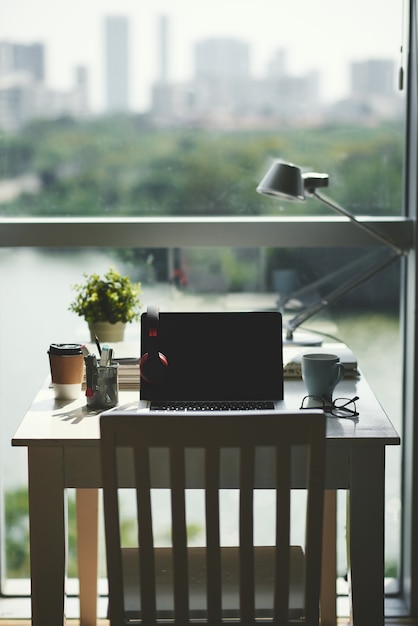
{"left": 94, "top": 334, "right": 102, "bottom": 356}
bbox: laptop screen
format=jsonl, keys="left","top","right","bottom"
{"left": 140, "top": 311, "right": 283, "bottom": 401}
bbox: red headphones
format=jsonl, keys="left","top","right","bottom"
{"left": 139, "top": 306, "right": 168, "bottom": 384}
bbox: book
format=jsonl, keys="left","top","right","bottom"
{"left": 283, "top": 343, "right": 359, "bottom": 379}
{"left": 114, "top": 357, "right": 140, "bottom": 390}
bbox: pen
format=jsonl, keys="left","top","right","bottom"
{"left": 94, "top": 334, "right": 102, "bottom": 356}
{"left": 100, "top": 344, "right": 110, "bottom": 366}
{"left": 85, "top": 354, "right": 97, "bottom": 397}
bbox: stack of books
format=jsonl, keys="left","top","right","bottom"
{"left": 283, "top": 342, "right": 359, "bottom": 379}
{"left": 114, "top": 357, "right": 140, "bottom": 390}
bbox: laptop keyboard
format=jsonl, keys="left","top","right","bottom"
{"left": 150, "top": 400, "right": 275, "bottom": 411}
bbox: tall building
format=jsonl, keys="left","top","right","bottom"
{"left": 194, "top": 38, "right": 250, "bottom": 80}
{"left": 0, "top": 41, "right": 45, "bottom": 82}
{"left": 72, "top": 65, "right": 89, "bottom": 117}
{"left": 267, "top": 49, "right": 287, "bottom": 80}
{"left": 0, "top": 41, "right": 46, "bottom": 131}
{"left": 158, "top": 15, "right": 169, "bottom": 84}
{"left": 351, "top": 59, "right": 395, "bottom": 97}
{"left": 104, "top": 15, "right": 130, "bottom": 113}
{"left": 0, "top": 39, "right": 90, "bottom": 131}
{"left": 152, "top": 15, "right": 173, "bottom": 121}
{"left": 190, "top": 38, "right": 252, "bottom": 117}
{"left": 334, "top": 58, "right": 402, "bottom": 120}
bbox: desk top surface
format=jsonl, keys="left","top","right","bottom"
{"left": 12, "top": 374, "right": 400, "bottom": 448}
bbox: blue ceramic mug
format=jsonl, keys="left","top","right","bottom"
{"left": 301, "top": 353, "right": 345, "bottom": 402}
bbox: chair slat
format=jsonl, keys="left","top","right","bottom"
{"left": 170, "top": 445, "right": 190, "bottom": 621}
{"left": 304, "top": 424, "right": 326, "bottom": 625}
{"left": 274, "top": 444, "right": 291, "bottom": 623}
{"left": 101, "top": 437, "right": 125, "bottom": 624}
{"left": 135, "top": 444, "right": 157, "bottom": 621}
{"left": 205, "top": 446, "right": 222, "bottom": 621}
{"left": 239, "top": 445, "right": 255, "bottom": 621}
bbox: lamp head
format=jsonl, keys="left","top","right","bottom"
{"left": 256, "top": 160, "right": 329, "bottom": 200}
{"left": 256, "top": 161, "right": 305, "bottom": 201}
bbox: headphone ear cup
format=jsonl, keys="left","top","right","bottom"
{"left": 140, "top": 351, "right": 168, "bottom": 384}
{"left": 140, "top": 306, "right": 169, "bottom": 384}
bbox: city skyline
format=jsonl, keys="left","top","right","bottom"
{"left": 0, "top": 31, "right": 401, "bottom": 131}
{"left": 1, "top": 0, "right": 404, "bottom": 112}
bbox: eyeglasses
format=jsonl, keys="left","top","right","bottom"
{"left": 300, "top": 394, "right": 359, "bottom": 418}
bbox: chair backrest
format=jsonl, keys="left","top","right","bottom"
{"left": 100, "top": 409, "right": 326, "bottom": 625}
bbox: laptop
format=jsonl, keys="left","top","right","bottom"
{"left": 137, "top": 310, "right": 284, "bottom": 411}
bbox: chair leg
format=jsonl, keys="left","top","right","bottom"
{"left": 321, "top": 490, "right": 337, "bottom": 626}
{"left": 77, "top": 488, "right": 99, "bottom": 626}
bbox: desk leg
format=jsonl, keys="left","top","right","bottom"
{"left": 76, "top": 489, "right": 99, "bottom": 626}
{"left": 321, "top": 490, "right": 337, "bottom": 626}
{"left": 349, "top": 446, "right": 385, "bottom": 626}
{"left": 28, "top": 447, "right": 67, "bottom": 626}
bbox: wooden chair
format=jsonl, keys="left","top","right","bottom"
{"left": 100, "top": 409, "right": 326, "bottom": 625}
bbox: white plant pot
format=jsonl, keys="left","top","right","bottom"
{"left": 88, "top": 321, "right": 126, "bottom": 343}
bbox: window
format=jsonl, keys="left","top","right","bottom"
{"left": 0, "top": 0, "right": 405, "bottom": 221}
{"left": 1, "top": 0, "right": 415, "bottom": 618}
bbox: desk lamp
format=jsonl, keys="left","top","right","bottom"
{"left": 256, "top": 160, "right": 406, "bottom": 344}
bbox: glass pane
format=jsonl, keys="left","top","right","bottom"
{"left": 0, "top": 1, "right": 404, "bottom": 217}
{"left": 0, "top": 246, "right": 402, "bottom": 592}
{"left": 0, "top": 0, "right": 406, "bottom": 609}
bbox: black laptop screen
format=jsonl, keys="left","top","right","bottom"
{"left": 140, "top": 311, "right": 283, "bottom": 401}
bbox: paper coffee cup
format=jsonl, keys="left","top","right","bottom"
{"left": 48, "top": 344, "right": 84, "bottom": 400}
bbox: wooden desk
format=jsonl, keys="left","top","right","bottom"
{"left": 12, "top": 375, "right": 399, "bottom": 626}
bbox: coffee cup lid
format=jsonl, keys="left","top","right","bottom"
{"left": 49, "top": 343, "right": 83, "bottom": 356}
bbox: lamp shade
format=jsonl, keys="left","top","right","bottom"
{"left": 256, "top": 161, "right": 305, "bottom": 201}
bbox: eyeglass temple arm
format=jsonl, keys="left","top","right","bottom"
{"left": 335, "top": 396, "right": 359, "bottom": 409}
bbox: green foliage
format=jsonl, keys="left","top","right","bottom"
{"left": 5, "top": 487, "right": 78, "bottom": 578}
{"left": 69, "top": 266, "right": 142, "bottom": 324}
{"left": 184, "top": 248, "right": 260, "bottom": 292}
{"left": 0, "top": 115, "right": 404, "bottom": 218}
{"left": 4, "top": 487, "right": 30, "bottom": 577}
{"left": 155, "top": 522, "right": 204, "bottom": 546}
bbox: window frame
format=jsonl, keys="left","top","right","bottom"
{"left": 0, "top": 215, "right": 413, "bottom": 249}
{"left": 400, "top": 0, "right": 418, "bottom": 616}
{"left": 0, "top": 0, "right": 417, "bottom": 617}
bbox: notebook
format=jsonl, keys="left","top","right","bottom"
{"left": 138, "top": 310, "right": 284, "bottom": 411}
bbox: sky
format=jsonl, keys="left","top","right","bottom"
{"left": 1, "top": 0, "right": 406, "bottom": 112}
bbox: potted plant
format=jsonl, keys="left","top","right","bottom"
{"left": 69, "top": 267, "right": 142, "bottom": 342}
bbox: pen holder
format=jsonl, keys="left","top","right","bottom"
{"left": 87, "top": 362, "right": 119, "bottom": 409}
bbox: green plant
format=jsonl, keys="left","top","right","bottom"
{"left": 69, "top": 267, "right": 142, "bottom": 324}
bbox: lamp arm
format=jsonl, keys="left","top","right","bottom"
{"left": 312, "top": 189, "right": 405, "bottom": 256}
{"left": 277, "top": 255, "right": 369, "bottom": 311}
{"left": 285, "top": 251, "right": 401, "bottom": 339}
